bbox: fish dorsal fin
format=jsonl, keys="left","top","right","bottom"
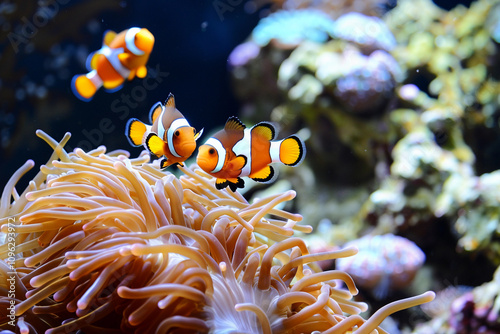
{"left": 165, "top": 93, "right": 175, "bottom": 108}
{"left": 118, "top": 52, "right": 131, "bottom": 63}
{"left": 103, "top": 30, "right": 117, "bottom": 46}
{"left": 149, "top": 102, "right": 163, "bottom": 124}
{"left": 251, "top": 122, "right": 276, "bottom": 141}
{"left": 224, "top": 116, "right": 246, "bottom": 132}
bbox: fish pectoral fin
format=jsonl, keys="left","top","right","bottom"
{"left": 228, "top": 155, "right": 247, "bottom": 171}
{"left": 145, "top": 133, "right": 165, "bottom": 158}
{"left": 136, "top": 66, "right": 147, "bottom": 78}
{"left": 249, "top": 166, "right": 277, "bottom": 183}
{"left": 103, "top": 30, "right": 117, "bottom": 46}
{"left": 251, "top": 122, "right": 276, "bottom": 141}
{"left": 149, "top": 102, "right": 163, "bottom": 124}
{"left": 118, "top": 52, "right": 131, "bottom": 63}
{"left": 215, "top": 178, "right": 244, "bottom": 192}
{"left": 125, "top": 118, "right": 147, "bottom": 147}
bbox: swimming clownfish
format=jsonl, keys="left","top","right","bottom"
{"left": 196, "top": 116, "right": 306, "bottom": 191}
{"left": 125, "top": 93, "right": 203, "bottom": 169}
{"left": 71, "top": 27, "right": 154, "bottom": 101}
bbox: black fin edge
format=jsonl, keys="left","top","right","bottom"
{"left": 164, "top": 92, "right": 175, "bottom": 107}
{"left": 125, "top": 118, "right": 143, "bottom": 147}
{"left": 284, "top": 135, "right": 306, "bottom": 167}
{"left": 149, "top": 101, "right": 163, "bottom": 124}
{"left": 252, "top": 121, "right": 277, "bottom": 140}
{"left": 216, "top": 178, "right": 245, "bottom": 192}
{"left": 225, "top": 116, "right": 246, "bottom": 130}
{"left": 145, "top": 132, "right": 162, "bottom": 157}
{"left": 251, "top": 166, "right": 276, "bottom": 183}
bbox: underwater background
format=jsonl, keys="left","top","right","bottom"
{"left": 5, "top": 0, "right": 500, "bottom": 333}
{"left": 0, "top": 0, "right": 259, "bottom": 186}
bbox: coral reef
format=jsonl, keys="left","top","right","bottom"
{"left": 336, "top": 234, "right": 425, "bottom": 299}
{"left": 254, "top": 0, "right": 397, "bottom": 19}
{"left": 232, "top": 0, "right": 500, "bottom": 254}
{"left": 228, "top": 0, "right": 500, "bottom": 330}
{"left": 251, "top": 9, "right": 335, "bottom": 48}
{"left": 0, "top": 131, "right": 434, "bottom": 333}
{"left": 416, "top": 267, "right": 500, "bottom": 333}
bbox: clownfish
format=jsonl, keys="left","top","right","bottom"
{"left": 125, "top": 93, "right": 203, "bottom": 169}
{"left": 196, "top": 116, "right": 306, "bottom": 191}
{"left": 71, "top": 27, "right": 154, "bottom": 101}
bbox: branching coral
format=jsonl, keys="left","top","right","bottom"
{"left": 0, "top": 130, "right": 434, "bottom": 333}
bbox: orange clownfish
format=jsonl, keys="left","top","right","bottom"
{"left": 71, "top": 27, "right": 155, "bottom": 101}
{"left": 125, "top": 93, "right": 203, "bottom": 168}
{"left": 196, "top": 116, "right": 306, "bottom": 191}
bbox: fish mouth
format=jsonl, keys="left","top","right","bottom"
{"left": 195, "top": 156, "right": 211, "bottom": 172}
{"left": 176, "top": 142, "right": 196, "bottom": 158}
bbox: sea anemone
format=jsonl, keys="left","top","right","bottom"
{"left": 0, "top": 130, "right": 434, "bottom": 333}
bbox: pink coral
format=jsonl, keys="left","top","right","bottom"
{"left": 336, "top": 234, "right": 425, "bottom": 299}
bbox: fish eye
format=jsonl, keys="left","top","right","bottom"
{"left": 174, "top": 130, "right": 180, "bottom": 137}
{"left": 209, "top": 148, "right": 215, "bottom": 155}
{"left": 193, "top": 128, "right": 196, "bottom": 134}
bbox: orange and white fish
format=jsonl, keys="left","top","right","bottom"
{"left": 125, "top": 93, "right": 203, "bottom": 168}
{"left": 71, "top": 27, "right": 154, "bottom": 101}
{"left": 196, "top": 116, "right": 306, "bottom": 191}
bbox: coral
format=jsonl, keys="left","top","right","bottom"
{"left": 255, "top": 0, "right": 397, "bottom": 19}
{"left": 251, "top": 9, "right": 335, "bottom": 48}
{"left": 436, "top": 169, "right": 500, "bottom": 261}
{"left": 333, "top": 12, "right": 396, "bottom": 52}
{"left": 230, "top": 9, "right": 401, "bottom": 189}
{"left": 0, "top": 130, "right": 434, "bottom": 333}
{"left": 228, "top": 9, "right": 337, "bottom": 122}
{"left": 336, "top": 234, "right": 425, "bottom": 299}
{"left": 415, "top": 267, "right": 500, "bottom": 333}
{"left": 229, "top": 0, "right": 500, "bottom": 331}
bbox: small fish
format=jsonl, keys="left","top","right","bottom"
{"left": 196, "top": 116, "right": 306, "bottom": 191}
{"left": 72, "top": 27, "right": 155, "bottom": 101}
{"left": 125, "top": 93, "right": 203, "bottom": 168}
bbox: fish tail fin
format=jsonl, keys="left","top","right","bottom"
{"left": 279, "top": 135, "right": 306, "bottom": 166}
{"left": 125, "top": 118, "right": 147, "bottom": 147}
{"left": 71, "top": 70, "right": 102, "bottom": 102}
